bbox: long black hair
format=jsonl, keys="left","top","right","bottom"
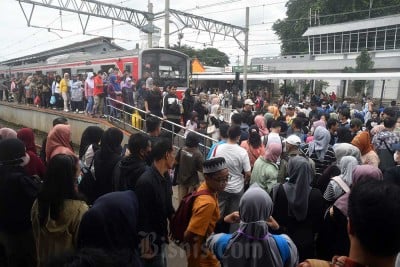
{"left": 38, "top": 154, "right": 82, "bottom": 226}
{"left": 79, "top": 126, "right": 105, "bottom": 159}
{"left": 248, "top": 125, "right": 262, "bottom": 148}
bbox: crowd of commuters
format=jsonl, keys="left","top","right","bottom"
{"left": 1, "top": 84, "right": 400, "bottom": 267}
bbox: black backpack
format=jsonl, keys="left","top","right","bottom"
{"left": 377, "top": 140, "right": 395, "bottom": 173}
{"left": 79, "top": 157, "right": 97, "bottom": 205}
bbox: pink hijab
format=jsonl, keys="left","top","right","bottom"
{"left": 254, "top": 115, "right": 269, "bottom": 136}
{"left": 264, "top": 143, "right": 282, "bottom": 163}
{"left": 45, "top": 124, "right": 75, "bottom": 162}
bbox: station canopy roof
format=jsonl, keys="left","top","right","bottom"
{"left": 303, "top": 14, "right": 400, "bottom": 37}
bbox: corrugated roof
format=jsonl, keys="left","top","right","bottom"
{"left": 303, "top": 14, "right": 400, "bottom": 37}
{"left": 1, "top": 37, "right": 124, "bottom": 65}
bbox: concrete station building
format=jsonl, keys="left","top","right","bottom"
{"left": 251, "top": 14, "right": 400, "bottom": 100}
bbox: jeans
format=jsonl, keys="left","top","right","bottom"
{"left": 86, "top": 96, "right": 94, "bottom": 114}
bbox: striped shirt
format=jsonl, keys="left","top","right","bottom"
{"left": 301, "top": 144, "right": 336, "bottom": 182}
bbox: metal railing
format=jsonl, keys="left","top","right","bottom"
{"left": 105, "top": 97, "right": 218, "bottom": 158}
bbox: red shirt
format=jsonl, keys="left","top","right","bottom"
{"left": 93, "top": 76, "right": 104, "bottom": 96}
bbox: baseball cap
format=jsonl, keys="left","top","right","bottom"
{"left": 284, "top": 135, "right": 302, "bottom": 146}
{"left": 244, "top": 99, "right": 255, "bottom": 106}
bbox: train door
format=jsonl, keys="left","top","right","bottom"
{"left": 100, "top": 64, "right": 115, "bottom": 74}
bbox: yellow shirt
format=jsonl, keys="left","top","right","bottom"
{"left": 31, "top": 199, "right": 89, "bottom": 267}
{"left": 186, "top": 182, "right": 220, "bottom": 267}
{"left": 59, "top": 78, "right": 69, "bottom": 94}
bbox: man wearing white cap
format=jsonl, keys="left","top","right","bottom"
{"left": 278, "top": 135, "right": 315, "bottom": 183}
{"left": 241, "top": 99, "right": 254, "bottom": 127}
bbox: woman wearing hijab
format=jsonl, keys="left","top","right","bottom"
{"left": 323, "top": 156, "right": 358, "bottom": 203}
{"left": 78, "top": 126, "right": 104, "bottom": 165}
{"left": 271, "top": 156, "right": 324, "bottom": 261}
{"left": 300, "top": 126, "right": 336, "bottom": 188}
{"left": 268, "top": 105, "right": 280, "bottom": 120}
{"left": 207, "top": 183, "right": 298, "bottom": 267}
{"left": 77, "top": 191, "right": 141, "bottom": 267}
{"left": 317, "top": 143, "right": 361, "bottom": 194}
{"left": 250, "top": 142, "right": 282, "bottom": 193}
{"left": 0, "top": 139, "right": 40, "bottom": 267}
{"left": 17, "top": 127, "right": 46, "bottom": 179}
{"left": 351, "top": 130, "right": 380, "bottom": 167}
{"left": 31, "top": 154, "right": 88, "bottom": 267}
{"left": 254, "top": 114, "right": 269, "bottom": 137}
{"left": 84, "top": 72, "right": 94, "bottom": 116}
{"left": 240, "top": 126, "right": 265, "bottom": 168}
{"left": 45, "top": 124, "right": 75, "bottom": 163}
{"left": 0, "top": 127, "right": 17, "bottom": 140}
{"left": 93, "top": 127, "right": 123, "bottom": 200}
{"left": 315, "top": 165, "right": 383, "bottom": 260}
{"left": 208, "top": 104, "right": 224, "bottom": 140}
{"left": 107, "top": 74, "right": 122, "bottom": 117}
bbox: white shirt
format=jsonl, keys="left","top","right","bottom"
{"left": 214, "top": 143, "right": 251, "bottom": 193}
{"left": 266, "top": 132, "right": 282, "bottom": 147}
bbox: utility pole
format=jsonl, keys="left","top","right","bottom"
{"left": 148, "top": 0, "right": 153, "bottom": 48}
{"left": 164, "top": 0, "right": 170, "bottom": 48}
{"left": 242, "top": 7, "right": 249, "bottom": 96}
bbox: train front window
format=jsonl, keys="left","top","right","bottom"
{"left": 141, "top": 50, "right": 188, "bottom": 87}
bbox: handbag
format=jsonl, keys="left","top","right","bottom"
{"left": 207, "top": 124, "right": 216, "bottom": 135}
{"left": 34, "top": 96, "right": 41, "bottom": 106}
{"left": 50, "top": 95, "right": 56, "bottom": 105}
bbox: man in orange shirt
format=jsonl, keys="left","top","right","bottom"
{"left": 184, "top": 157, "right": 229, "bottom": 267}
{"left": 93, "top": 71, "right": 105, "bottom": 118}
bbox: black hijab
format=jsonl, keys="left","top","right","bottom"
{"left": 77, "top": 191, "right": 141, "bottom": 266}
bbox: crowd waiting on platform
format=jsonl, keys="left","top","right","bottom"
{"left": 1, "top": 80, "right": 400, "bottom": 267}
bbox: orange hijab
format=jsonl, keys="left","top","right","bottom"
{"left": 46, "top": 124, "right": 74, "bottom": 162}
{"left": 351, "top": 131, "right": 374, "bottom": 155}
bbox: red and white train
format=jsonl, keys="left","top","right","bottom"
{"left": 0, "top": 48, "right": 190, "bottom": 97}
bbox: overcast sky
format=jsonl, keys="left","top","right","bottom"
{"left": 0, "top": 0, "right": 287, "bottom": 65}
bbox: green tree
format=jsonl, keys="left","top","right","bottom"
{"left": 342, "top": 49, "right": 374, "bottom": 95}
{"left": 273, "top": 0, "right": 400, "bottom": 55}
{"left": 170, "top": 45, "right": 230, "bottom": 67}
{"left": 198, "top": 48, "right": 230, "bottom": 67}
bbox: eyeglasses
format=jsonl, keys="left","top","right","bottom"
{"left": 213, "top": 174, "right": 232, "bottom": 184}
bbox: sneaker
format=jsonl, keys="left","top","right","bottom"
{"left": 64, "top": 109, "right": 69, "bottom": 112}
{"left": 78, "top": 111, "right": 84, "bottom": 114}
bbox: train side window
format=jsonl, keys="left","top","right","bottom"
{"left": 124, "top": 63, "right": 132, "bottom": 73}
{"left": 77, "top": 69, "right": 94, "bottom": 74}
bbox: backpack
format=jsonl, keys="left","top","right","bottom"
{"left": 377, "top": 140, "right": 395, "bottom": 173}
{"left": 170, "top": 189, "right": 212, "bottom": 244}
{"left": 79, "top": 157, "right": 97, "bottom": 205}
